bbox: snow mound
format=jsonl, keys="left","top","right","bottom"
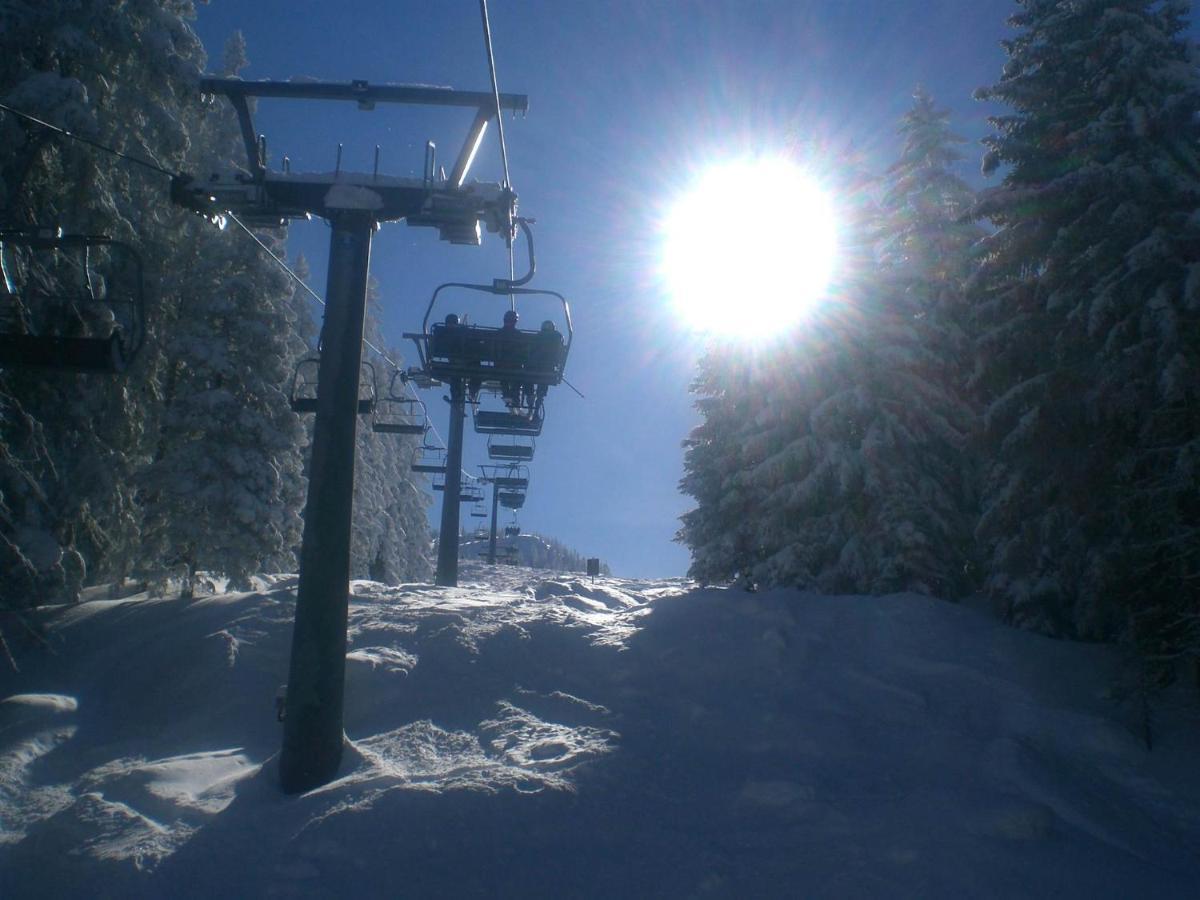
{"left": 1, "top": 570, "right": 1198, "bottom": 898}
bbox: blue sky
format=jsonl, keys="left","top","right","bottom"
{"left": 189, "top": 0, "right": 1023, "bottom": 577}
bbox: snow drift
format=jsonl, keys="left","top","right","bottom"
{"left": 2, "top": 564, "right": 1198, "bottom": 898}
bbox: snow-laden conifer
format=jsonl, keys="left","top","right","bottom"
{"left": 972, "top": 0, "right": 1200, "bottom": 656}
{"left": 0, "top": 0, "right": 208, "bottom": 618}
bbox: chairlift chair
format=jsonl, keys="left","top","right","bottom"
{"left": 498, "top": 490, "right": 526, "bottom": 510}
{"left": 473, "top": 405, "right": 544, "bottom": 436}
{"left": 411, "top": 444, "right": 447, "bottom": 474}
{"left": 0, "top": 228, "right": 145, "bottom": 373}
{"left": 404, "top": 220, "right": 572, "bottom": 405}
{"left": 504, "top": 523, "right": 521, "bottom": 538}
{"left": 481, "top": 463, "right": 529, "bottom": 491}
{"left": 372, "top": 372, "right": 428, "bottom": 435}
{"left": 460, "top": 482, "right": 485, "bottom": 504}
{"left": 487, "top": 434, "right": 535, "bottom": 461}
{"left": 290, "top": 358, "right": 377, "bottom": 414}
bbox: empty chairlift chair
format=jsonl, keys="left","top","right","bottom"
{"left": 487, "top": 434, "right": 535, "bottom": 461}
{"left": 291, "top": 359, "right": 377, "bottom": 414}
{"left": 373, "top": 371, "right": 428, "bottom": 435}
{"left": 411, "top": 444, "right": 448, "bottom": 474}
{"left": 0, "top": 228, "right": 145, "bottom": 373}
{"left": 481, "top": 463, "right": 529, "bottom": 492}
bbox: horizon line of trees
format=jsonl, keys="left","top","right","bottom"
{"left": 678, "top": 0, "right": 1199, "bottom": 688}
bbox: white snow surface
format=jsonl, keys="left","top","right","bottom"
{"left": 1, "top": 563, "right": 1198, "bottom": 898}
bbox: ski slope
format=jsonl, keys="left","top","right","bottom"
{"left": 2, "top": 564, "right": 1198, "bottom": 898}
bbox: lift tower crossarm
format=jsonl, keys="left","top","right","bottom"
{"left": 196, "top": 78, "right": 528, "bottom": 183}
{"left": 174, "top": 79, "right": 526, "bottom": 241}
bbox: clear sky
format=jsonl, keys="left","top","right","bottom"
{"left": 188, "top": 0, "right": 1023, "bottom": 578}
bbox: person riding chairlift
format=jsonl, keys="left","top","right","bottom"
{"left": 499, "top": 308, "right": 525, "bottom": 410}
{"left": 531, "top": 319, "right": 562, "bottom": 406}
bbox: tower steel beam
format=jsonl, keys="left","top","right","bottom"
{"left": 279, "top": 212, "right": 373, "bottom": 793}
{"left": 435, "top": 379, "right": 467, "bottom": 586}
{"left": 487, "top": 477, "right": 501, "bottom": 565}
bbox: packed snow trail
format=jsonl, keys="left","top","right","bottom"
{"left": 1, "top": 564, "right": 1198, "bottom": 898}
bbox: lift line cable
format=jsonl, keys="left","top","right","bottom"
{"left": 478, "top": 0, "right": 518, "bottom": 310}
{"left": 479, "top": 0, "right": 511, "bottom": 191}
{"left": 0, "top": 101, "right": 180, "bottom": 179}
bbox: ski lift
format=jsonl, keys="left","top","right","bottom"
{"left": 0, "top": 227, "right": 145, "bottom": 373}
{"left": 473, "top": 403, "right": 544, "bottom": 436}
{"left": 372, "top": 370, "right": 428, "bottom": 435}
{"left": 487, "top": 434, "right": 535, "bottom": 461}
{"left": 411, "top": 443, "right": 447, "bottom": 474}
{"left": 481, "top": 464, "right": 529, "bottom": 491}
{"left": 504, "top": 523, "right": 521, "bottom": 538}
{"left": 460, "top": 482, "right": 485, "bottom": 504}
{"left": 405, "top": 220, "right": 572, "bottom": 405}
{"left": 290, "top": 358, "right": 377, "bottom": 414}
{"left": 469, "top": 500, "right": 488, "bottom": 518}
{"left": 498, "top": 490, "right": 526, "bottom": 510}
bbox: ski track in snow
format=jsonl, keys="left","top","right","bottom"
{"left": 1, "top": 563, "right": 1198, "bottom": 898}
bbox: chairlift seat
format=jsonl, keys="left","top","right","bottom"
{"left": 0, "top": 332, "right": 127, "bottom": 373}
{"left": 491, "top": 476, "right": 529, "bottom": 489}
{"left": 487, "top": 442, "right": 535, "bottom": 460}
{"left": 373, "top": 392, "right": 428, "bottom": 435}
{"left": 373, "top": 421, "right": 426, "bottom": 435}
{"left": 473, "top": 409, "right": 544, "bottom": 436}
{"left": 426, "top": 322, "right": 564, "bottom": 386}
{"left": 499, "top": 491, "right": 526, "bottom": 509}
{"left": 412, "top": 463, "right": 448, "bottom": 474}
{"left": 291, "top": 397, "right": 375, "bottom": 415}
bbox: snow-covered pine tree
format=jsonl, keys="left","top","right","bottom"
{"left": 972, "top": 1, "right": 1200, "bottom": 652}
{"left": 136, "top": 33, "right": 309, "bottom": 594}
{"left": 679, "top": 167, "right": 898, "bottom": 593}
{"left": 0, "top": 0, "right": 208, "bottom": 620}
{"left": 347, "top": 288, "right": 432, "bottom": 584}
{"left": 677, "top": 345, "right": 767, "bottom": 585}
{"left": 868, "top": 87, "right": 983, "bottom": 597}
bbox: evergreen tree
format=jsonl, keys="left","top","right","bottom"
{"left": 136, "top": 33, "right": 308, "bottom": 593}
{"left": 972, "top": 0, "right": 1200, "bottom": 657}
{"left": 0, "top": 0, "right": 208, "bottom": 625}
{"left": 869, "top": 87, "right": 983, "bottom": 597}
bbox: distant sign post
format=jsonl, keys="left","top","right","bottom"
{"left": 586, "top": 558, "right": 600, "bottom": 583}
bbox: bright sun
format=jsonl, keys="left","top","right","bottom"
{"left": 660, "top": 157, "right": 838, "bottom": 339}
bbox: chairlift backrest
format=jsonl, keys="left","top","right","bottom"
{"left": 290, "top": 357, "right": 377, "bottom": 414}
{"left": 487, "top": 435, "right": 535, "bottom": 460}
{"left": 473, "top": 406, "right": 544, "bottom": 436}
{"left": 0, "top": 229, "right": 145, "bottom": 373}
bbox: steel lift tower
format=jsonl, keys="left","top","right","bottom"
{"left": 173, "top": 78, "right": 527, "bottom": 794}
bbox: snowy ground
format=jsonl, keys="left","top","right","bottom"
{"left": 2, "top": 563, "right": 1199, "bottom": 898}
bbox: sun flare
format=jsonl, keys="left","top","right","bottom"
{"left": 660, "top": 157, "right": 837, "bottom": 339}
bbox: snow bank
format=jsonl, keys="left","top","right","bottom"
{"left": 1, "top": 566, "right": 1197, "bottom": 898}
